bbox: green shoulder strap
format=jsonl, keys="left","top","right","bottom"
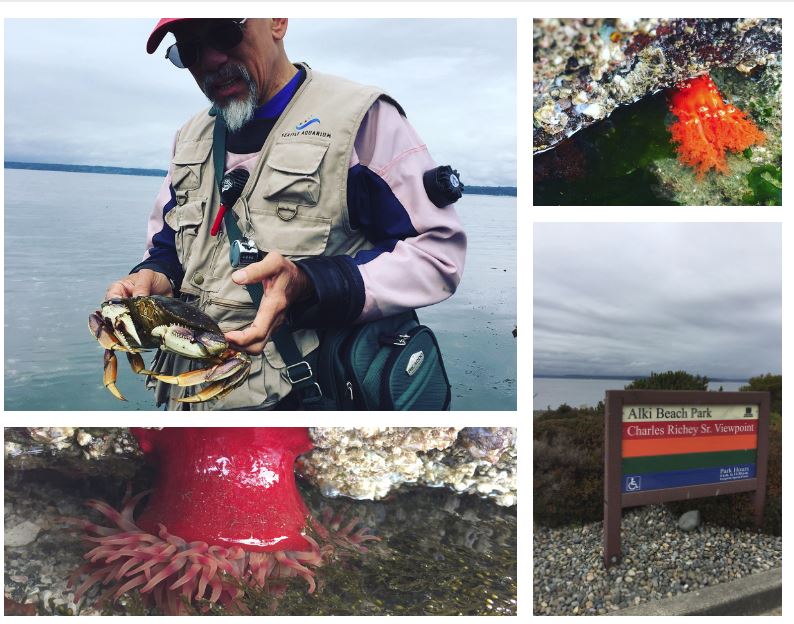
{"left": 211, "top": 112, "right": 322, "bottom": 406}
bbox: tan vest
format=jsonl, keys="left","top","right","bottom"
{"left": 155, "top": 65, "right": 388, "bottom": 409}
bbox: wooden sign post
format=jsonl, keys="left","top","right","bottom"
{"left": 603, "top": 390, "right": 770, "bottom": 568}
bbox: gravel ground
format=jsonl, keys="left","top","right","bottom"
{"left": 533, "top": 505, "right": 781, "bottom": 615}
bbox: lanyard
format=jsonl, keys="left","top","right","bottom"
{"left": 211, "top": 110, "right": 321, "bottom": 405}
{"left": 211, "top": 112, "right": 264, "bottom": 308}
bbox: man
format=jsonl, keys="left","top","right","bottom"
{"left": 106, "top": 18, "right": 466, "bottom": 409}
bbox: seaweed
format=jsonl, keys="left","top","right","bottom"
{"left": 742, "top": 164, "right": 782, "bottom": 206}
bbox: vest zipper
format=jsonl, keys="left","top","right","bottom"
{"left": 205, "top": 297, "right": 254, "bottom": 310}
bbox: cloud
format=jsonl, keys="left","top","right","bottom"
{"left": 4, "top": 18, "right": 516, "bottom": 186}
{"left": 533, "top": 223, "right": 782, "bottom": 379}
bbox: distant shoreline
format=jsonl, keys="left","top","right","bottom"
{"left": 534, "top": 374, "right": 749, "bottom": 383}
{"left": 4, "top": 161, "right": 516, "bottom": 196}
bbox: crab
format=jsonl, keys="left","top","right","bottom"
{"left": 89, "top": 295, "right": 251, "bottom": 404}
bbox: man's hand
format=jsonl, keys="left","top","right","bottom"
{"left": 105, "top": 269, "right": 173, "bottom": 300}
{"left": 224, "top": 252, "right": 314, "bottom": 354}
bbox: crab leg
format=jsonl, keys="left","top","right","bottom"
{"left": 103, "top": 350, "right": 126, "bottom": 401}
{"left": 126, "top": 352, "right": 155, "bottom": 375}
{"left": 150, "top": 350, "right": 250, "bottom": 388}
{"left": 178, "top": 363, "right": 252, "bottom": 403}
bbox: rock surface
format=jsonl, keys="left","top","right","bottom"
{"left": 4, "top": 427, "right": 517, "bottom": 506}
{"left": 533, "top": 18, "right": 782, "bottom": 152}
{"left": 4, "top": 427, "right": 140, "bottom": 478}
{"left": 301, "top": 427, "right": 517, "bottom": 506}
{"left": 5, "top": 520, "right": 42, "bottom": 548}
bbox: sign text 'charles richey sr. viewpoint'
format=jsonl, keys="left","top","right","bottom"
{"left": 603, "top": 391, "right": 770, "bottom": 568}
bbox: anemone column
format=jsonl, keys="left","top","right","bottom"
{"left": 68, "top": 427, "right": 374, "bottom": 615}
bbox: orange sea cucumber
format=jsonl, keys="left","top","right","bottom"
{"left": 668, "top": 74, "right": 765, "bottom": 178}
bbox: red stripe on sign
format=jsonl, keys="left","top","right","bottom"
{"left": 623, "top": 420, "right": 758, "bottom": 440}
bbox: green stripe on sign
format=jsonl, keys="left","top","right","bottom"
{"left": 622, "top": 449, "right": 757, "bottom": 474}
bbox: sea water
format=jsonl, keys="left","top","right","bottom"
{"left": 4, "top": 168, "right": 516, "bottom": 410}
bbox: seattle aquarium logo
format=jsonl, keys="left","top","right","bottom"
{"left": 296, "top": 117, "right": 321, "bottom": 130}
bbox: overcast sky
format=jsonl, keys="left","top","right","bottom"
{"left": 534, "top": 223, "right": 782, "bottom": 379}
{"left": 4, "top": 19, "right": 515, "bottom": 186}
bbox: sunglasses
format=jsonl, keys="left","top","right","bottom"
{"left": 165, "top": 19, "right": 248, "bottom": 69}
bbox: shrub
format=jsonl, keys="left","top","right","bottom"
{"left": 534, "top": 405, "right": 605, "bottom": 526}
{"left": 740, "top": 373, "right": 782, "bottom": 415}
{"left": 625, "top": 370, "right": 709, "bottom": 390}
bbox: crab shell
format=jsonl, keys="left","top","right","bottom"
{"left": 100, "top": 295, "right": 228, "bottom": 358}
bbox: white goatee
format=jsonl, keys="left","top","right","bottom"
{"left": 205, "top": 65, "right": 259, "bottom": 132}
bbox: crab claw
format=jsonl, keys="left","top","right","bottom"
{"left": 90, "top": 312, "right": 125, "bottom": 351}
{"left": 103, "top": 350, "right": 126, "bottom": 401}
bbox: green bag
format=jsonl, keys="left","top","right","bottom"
{"left": 312, "top": 311, "right": 452, "bottom": 410}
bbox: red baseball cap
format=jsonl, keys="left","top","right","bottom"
{"left": 146, "top": 18, "right": 191, "bottom": 54}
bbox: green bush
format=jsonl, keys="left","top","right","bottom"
{"left": 625, "top": 370, "right": 709, "bottom": 390}
{"left": 740, "top": 373, "right": 782, "bottom": 415}
{"left": 534, "top": 405, "right": 605, "bottom": 526}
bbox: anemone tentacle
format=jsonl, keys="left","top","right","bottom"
{"left": 67, "top": 428, "right": 378, "bottom": 615}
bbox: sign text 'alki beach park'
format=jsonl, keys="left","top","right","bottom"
{"left": 603, "top": 390, "right": 770, "bottom": 567}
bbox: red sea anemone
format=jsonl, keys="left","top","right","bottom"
{"left": 668, "top": 74, "right": 765, "bottom": 178}
{"left": 66, "top": 428, "right": 376, "bottom": 615}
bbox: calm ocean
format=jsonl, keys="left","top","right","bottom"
{"left": 533, "top": 377, "right": 748, "bottom": 411}
{"left": 4, "top": 168, "right": 516, "bottom": 411}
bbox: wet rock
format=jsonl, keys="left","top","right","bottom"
{"left": 534, "top": 18, "right": 782, "bottom": 152}
{"left": 302, "top": 427, "right": 517, "bottom": 506}
{"left": 3, "top": 427, "right": 142, "bottom": 477}
{"left": 75, "top": 430, "right": 93, "bottom": 447}
{"left": 5, "top": 519, "right": 41, "bottom": 547}
{"left": 458, "top": 427, "right": 515, "bottom": 463}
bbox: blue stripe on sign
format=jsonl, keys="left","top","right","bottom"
{"left": 622, "top": 464, "right": 756, "bottom": 493}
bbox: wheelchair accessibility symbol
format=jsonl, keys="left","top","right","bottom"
{"left": 625, "top": 476, "right": 642, "bottom": 492}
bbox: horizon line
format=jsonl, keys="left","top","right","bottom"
{"left": 4, "top": 161, "right": 517, "bottom": 191}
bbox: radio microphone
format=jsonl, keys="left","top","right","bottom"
{"left": 210, "top": 168, "right": 250, "bottom": 236}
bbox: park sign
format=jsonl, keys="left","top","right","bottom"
{"left": 603, "top": 390, "right": 770, "bottom": 568}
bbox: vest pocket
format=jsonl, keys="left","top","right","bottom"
{"left": 164, "top": 199, "right": 205, "bottom": 265}
{"left": 263, "top": 329, "right": 320, "bottom": 369}
{"left": 261, "top": 140, "right": 330, "bottom": 204}
{"left": 250, "top": 212, "right": 332, "bottom": 257}
{"left": 172, "top": 138, "right": 213, "bottom": 192}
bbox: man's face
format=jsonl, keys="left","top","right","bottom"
{"left": 172, "top": 19, "right": 285, "bottom": 131}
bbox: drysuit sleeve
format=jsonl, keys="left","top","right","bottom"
{"left": 291, "top": 99, "right": 467, "bottom": 328}
{"left": 130, "top": 136, "right": 185, "bottom": 291}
